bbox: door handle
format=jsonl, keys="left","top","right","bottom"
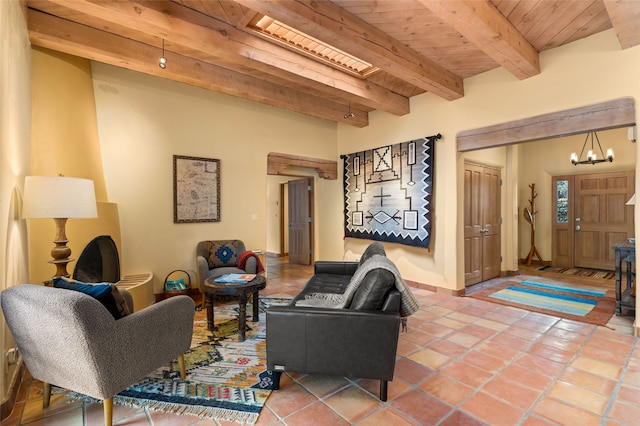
{"left": 480, "top": 228, "right": 488, "bottom": 233}
{"left": 576, "top": 225, "right": 581, "bottom": 231}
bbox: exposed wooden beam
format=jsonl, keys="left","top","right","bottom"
{"left": 38, "top": 0, "right": 410, "bottom": 116}
{"left": 457, "top": 98, "right": 636, "bottom": 152}
{"left": 420, "top": 0, "right": 540, "bottom": 80}
{"left": 602, "top": 0, "right": 640, "bottom": 49}
{"left": 267, "top": 153, "right": 337, "bottom": 180}
{"left": 234, "top": 0, "right": 464, "bottom": 101}
{"left": 28, "top": 9, "right": 370, "bottom": 127}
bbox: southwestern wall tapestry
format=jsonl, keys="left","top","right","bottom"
{"left": 342, "top": 134, "right": 441, "bottom": 249}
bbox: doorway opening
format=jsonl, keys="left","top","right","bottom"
{"left": 266, "top": 152, "right": 338, "bottom": 266}
{"left": 552, "top": 171, "right": 635, "bottom": 271}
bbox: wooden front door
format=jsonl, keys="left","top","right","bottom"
{"left": 288, "top": 178, "right": 312, "bottom": 265}
{"left": 552, "top": 171, "right": 634, "bottom": 270}
{"left": 464, "top": 163, "right": 501, "bottom": 286}
{"left": 574, "top": 171, "right": 634, "bottom": 270}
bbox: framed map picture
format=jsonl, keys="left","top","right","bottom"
{"left": 173, "top": 155, "right": 220, "bottom": 223}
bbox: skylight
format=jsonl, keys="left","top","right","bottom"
{"left": 248, "top": 14, "right": 379, "bottom": 78}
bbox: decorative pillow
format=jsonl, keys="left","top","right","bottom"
{"left": 52, "top": 276, "right": 131, "bottom": 320}
{"left": 206, "top": 240, "right": 239, "bottom": 269}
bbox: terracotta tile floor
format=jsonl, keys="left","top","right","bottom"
{"left": 3, "top": 259, "right": 638, "bottom": 425}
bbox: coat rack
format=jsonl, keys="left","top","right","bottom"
{"left": 524, "top": 183, "right": 546, "bottom": 266}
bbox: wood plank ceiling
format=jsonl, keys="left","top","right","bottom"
{"left": 26, "top": 0, "right": 640, "bottom": 127}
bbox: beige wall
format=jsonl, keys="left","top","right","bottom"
{"left": 0, "top": 0, "right": 31, "bottom": 406}
{"left": 338, "top": 30, "right": 640, "bottom": 295}
{"left": 91, "top": 64, "right": 343, "bottom": 292}
{"left": 28, "top": 48, "right": 122, "bottom": 285}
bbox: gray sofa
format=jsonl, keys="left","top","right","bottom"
{"left": 266, "top": 242, "right": 417, "bottom": 401}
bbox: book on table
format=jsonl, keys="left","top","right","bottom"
{"left": 214, "top": 273, "right": 256, "bottom": 284}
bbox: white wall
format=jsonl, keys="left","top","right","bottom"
{"left": 92, "top": 64, "right": 343, "bottom": 291}
{"left": 0, "top": 0, "right": 31, "bottom": 405}
{"left": 338, "top": 30, "right": 640, "bottom": 293}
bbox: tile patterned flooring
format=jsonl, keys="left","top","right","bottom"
{"left": 2, "top": 259, "right": 638, "bottom": 425}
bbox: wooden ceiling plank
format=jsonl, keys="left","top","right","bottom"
{"left": 233, "top": 0, "right": 464, "bottom": 101}
{"left": 506, "top": 1, "right": 576, "bottom": 52}
{"left": 602, "top": 0, "right": 640, "bottom": 49}
{"left": 420, "top": 0, "right": 540, "bottom": 80}
{"left": 27, "top": 9, "right": 369, "bottom": 127}
{"left": 457, "top": 98, "right": 636, "bottom": 152}
{"left": 38, "top": 0, "right": 409, "bottom": 116}
{"left": 535, "top": 3, "right": 611, "bottom": 51}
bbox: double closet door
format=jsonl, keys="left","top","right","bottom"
{"left": 552, "top": 171, "right": 634, "bottom": 270}
{"left": 464, "top": 163, "right": 501, "bottom": 287}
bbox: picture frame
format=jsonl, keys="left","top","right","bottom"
{"left": 173, "top": 155, "right": 220, "bottom": 223}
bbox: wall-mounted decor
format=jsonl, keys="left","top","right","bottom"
{"left": 173, "top": 155, "right": 220, "bottom": 223}
{"left": 342, "top": 134, "right": 441, "bottom": 248}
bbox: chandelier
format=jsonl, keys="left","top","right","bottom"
{"left": 570, "top": 132, "right": 614, "bottom": 165}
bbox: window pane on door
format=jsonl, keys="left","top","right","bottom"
{"left": 556, "top": 180, "right": 569, "bottom": 223}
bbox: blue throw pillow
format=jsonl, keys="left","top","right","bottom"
{"left": 53, "top": 277, "right": 130, "bottom": 319}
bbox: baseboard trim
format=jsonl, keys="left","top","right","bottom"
{"left": 405, "top": 279, "right": 465, "bottom": 296}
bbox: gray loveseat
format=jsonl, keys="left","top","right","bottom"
{"left": 266, "top": 242, "right": 418, "bottom": 401}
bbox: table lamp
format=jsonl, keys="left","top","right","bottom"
{"left": 22, "top": 176, "right": 98, "bottom": 277}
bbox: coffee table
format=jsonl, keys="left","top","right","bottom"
{"left": 203, "top": 274, "right": 266, "bottom": 342}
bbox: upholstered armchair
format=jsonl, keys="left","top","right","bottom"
{"left": 1, "top": 284, "right": 195, "bottom": 426}
{"left": 195, "top": 239, "right": 260, "bottom": 292}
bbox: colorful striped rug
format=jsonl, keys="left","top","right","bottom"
{"left": 537, "top": 265, "right": 616, "bottom": 280}
{"left": 470, "top": 280, "right": 615, "bottom": 326}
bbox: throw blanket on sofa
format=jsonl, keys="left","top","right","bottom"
{"left": 297, "top": 255, "right": 419, "bottom": 317}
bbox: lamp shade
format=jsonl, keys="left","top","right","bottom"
{"left": 22, "top": 176, "right": 98, "bottom": 219}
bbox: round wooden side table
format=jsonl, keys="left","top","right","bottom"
{"left": 203, "top": 275, "right": 266, "bottom": 342}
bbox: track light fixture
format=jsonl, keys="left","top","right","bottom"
{"left": 570, "top": 131, "right": 614, "bottom": 165}
{"left": 344, "top": 101, "right": 355, "bottom": 119}
{"left": 159, "top": 39, "right": 167, "bottom": 69}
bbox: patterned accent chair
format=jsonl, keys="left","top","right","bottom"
{"left": 195, "top": 239, "right": 259, "bottom": 317}
{"left": 195, "top": 240, "right": 258, "bottom": 289}
{"left": 1, "top": 284, "right": 195, "bottom": 426}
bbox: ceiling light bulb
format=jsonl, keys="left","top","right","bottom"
{"left": 159, "top": 56, "right": 167, "bottom": 69}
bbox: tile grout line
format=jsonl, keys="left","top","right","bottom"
{"left": 522, "top": 322, "right": 606, "bottom": 424}
{"left": 600, "top": 332, "right": 639, "bottom": 424}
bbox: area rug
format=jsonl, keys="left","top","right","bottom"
{"left": 537, "top": 265, "right": 615, "bottom": 280}
{"left": 470, "top": 280, "right": 615, "bottom": 326}
{"left": 55, "top": 297, "right": 292, "bottom": 424}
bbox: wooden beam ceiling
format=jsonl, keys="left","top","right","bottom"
{"left": 38, "top": 0, "right": 409, "bottom": 117}
{"left": 420, "top": 0, "right": 540, "bottom": 80}
{"left": 234, "top": 0, "right": 464, "bottom": 100}
{"left": 24, "top": 0, "right": 640, "bottom": 127}
{"left": 602, "top": 0, "right": 640, "bottom": 49}
{"left": 28, "top": 8, "right": 370, "bottom": 127}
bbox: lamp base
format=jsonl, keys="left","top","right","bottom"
{"left": 49, "top": 258, "right": 74, "bottom": 278}
{"left": 50, "top": 218, "right": 73, "bottom": 278}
